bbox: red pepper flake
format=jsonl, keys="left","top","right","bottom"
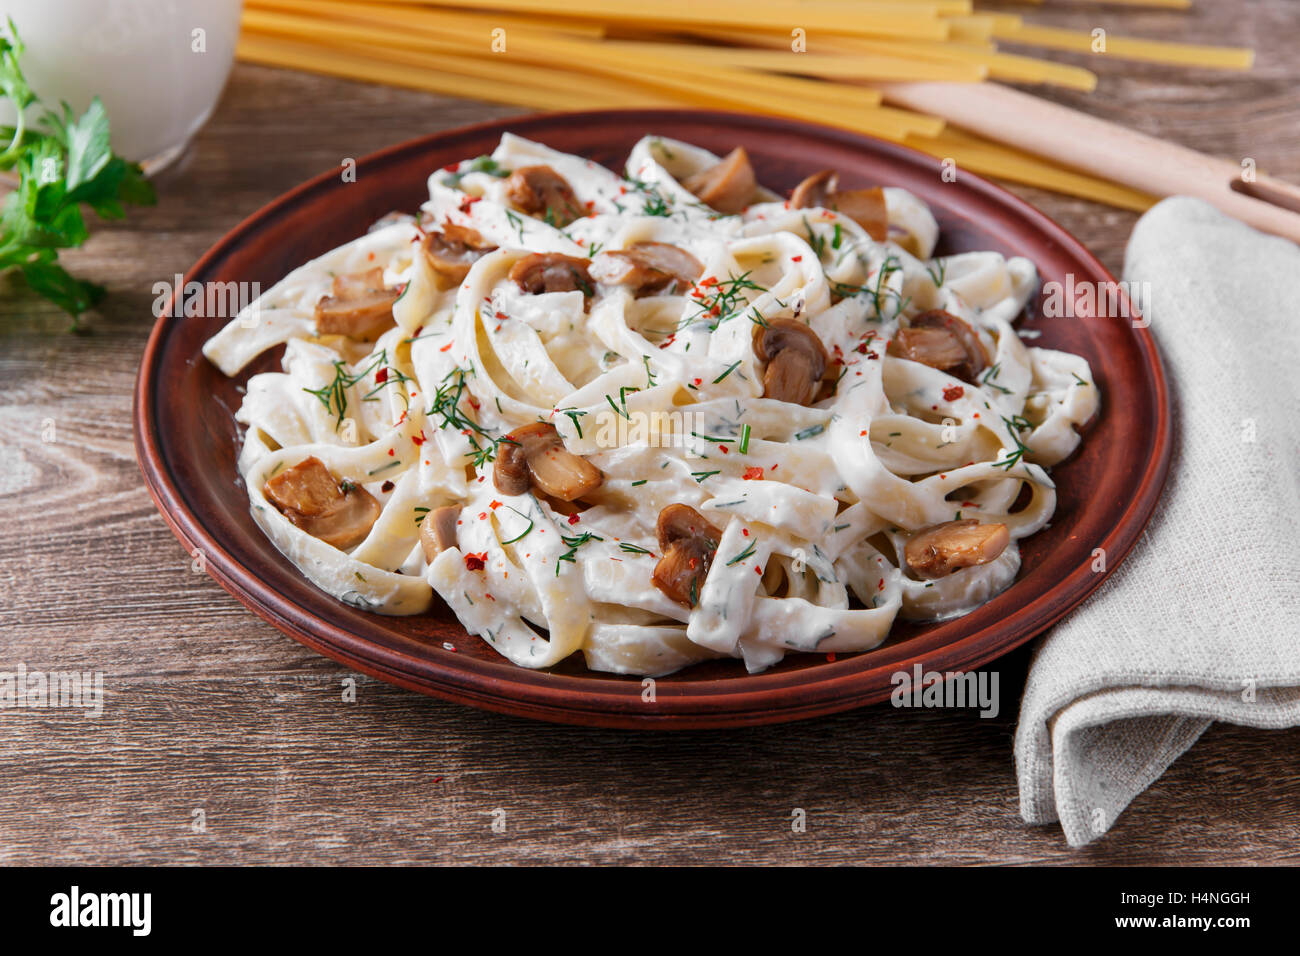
{"left": 478, "top": 512, "right": 487, "bottom": 520}
{"left": 495, "top": 311, "right": 507, "bottom": 320}
{"left": 742, "top": 528, "right": 750, "bottom": 537}
{"left": 961, "top": 501, "right": 977, "bottom": 508}
{"left": 412, "top": 434, "right": 427, "bottom": 446}
{"left": 442, "top": 163, "right": 459, "bottom": 172}
{"left": 693, "top": 377, "right": 702, "bottom": 386}
{"left": 567, "top": 513, "right": 580, "bottom": 525}
{"left": 439, "top": 342, "right": 453, "bottom": 352}
{"left": 387, "top": 448, "right": 395, "bottom": 457}
{"left": 584, "top": 200, "right": 595, "bottom": 210}
{"left": 826, "top": 653, "right": 837, "bottom": 662}
{"left": 859, "top": 429, "right": 867, "bottom": 437}
{"left": 754, "top": 566, "right": 763, "bottom": 575}
{"left": 943, "top": 385, "right": 964, "bottom": 401}
{"left": 458, "top": 195, "right": 482, "bottom": 214}
{"left": 380, "top": 480, "right": 394, "bottom": 493}
{"left": 484, "top": 593, "right": 496, "bottom": 601}
{"left": 489, "top": 500, "right": 502, "bottom": 510}
{"left": 464, "top": 553, "right": 486, "bottom": 571}
{"left": 367, "top": 251, "right": 375, "bottom": 261}
{"left": 375, "top": 367, "right": 388, "bottom": 384}
{"left": 719, "top": 446, "right": 729, "bottom": 454}
{"left": 743, "top": 466, "right": 764, "bottom": 480}
{"left": 973, "top": 412, "right": 980, "bottom": 419}
{"left": 791, "top": 255, "right": 802, "bottom": 262}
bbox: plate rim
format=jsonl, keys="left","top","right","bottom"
{"left": 134, "top": 107, "right": 1172, "bottom": 729}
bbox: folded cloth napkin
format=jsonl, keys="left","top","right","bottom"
{"left": 1014, "top": 196, "right": 1300, "bottom": 846}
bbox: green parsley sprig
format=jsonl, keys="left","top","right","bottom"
{"left": 0, "top": 21, "right": 156, "bottom": 325}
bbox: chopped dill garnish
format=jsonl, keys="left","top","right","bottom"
{"left": 924, "top": 259, "right": 947, "bottom": 287}
{"left": 713, "top": 360, "right": 742, "bottom": 384}
{"left": 981, "top": 362, "right": 1012, "bottom": 395}
{"left": 555, "top": 406, "right": 588, "bottom": 438}
{"left": 993, "top": 416, "right": 1032, "bottom": 471}
{"left": 726, "top": 541, "right": 758, "bottom": 566}
{"left": 642, "top": 192, "right": 671, "bottom": 217}
{"left": 556, "top": 531, "right": 604, "bottom": 575}
{"left": 445, "top": 155, "right": 507, "bottom": 187}
{"left": 302, "top": 350, "right": 389, "bottom": 427}
{"left": 804, "top": 217, "right": 826, "bottom": 258}
{"left": 499, "top": 505, "right": 535, "bottom": 545}
{"left": 504, "top": 208, "right": 526, "bottom": 243}
{"left": 427, "top": 367, "right": 502, "bottom": 466}
{"left": 684, "top": 271, "right": 766, "bottom": 330}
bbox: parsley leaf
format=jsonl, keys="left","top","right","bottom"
{"left": 0, "top": 21, "right": 155, "bottom": 326}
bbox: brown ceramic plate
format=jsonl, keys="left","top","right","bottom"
{"left": 135, "top": 109, "right": 1170, "bottom": 728}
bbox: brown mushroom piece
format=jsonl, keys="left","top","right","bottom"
{"left": 263, "top": 456, "right": 381, "bottom": 551}
{"left": 421, "top": 222, "right": 497, "bottom": 287}
{"left": 504, "top": 164, "right": 585, "bottom": 227}
{"left": 752, "top": 319, "right": 830, "bottom": 406}
{"left": 651, "top": 504, "right": 723, "bottom": 607}
{"left": 419, "top": 505, "right": 462, "bottom": 562}
{"left": 589, "top": 241, "right": 704, "bottom": 296}
{"left": 682, "top": 147, "right": 758, "bottom": 215}
{"left": 493, "top": 422, "right": 602, "bottom": 501}
{"left": 887, "top": 308, "right": 990, "bottom": 383}
{"left": 790, "top": 169, "right": 889, "bottom": 242}
{"left": 508, "top": 252, "right": 594, "bottom": 297}
{"left": 314, "top": 268, "right": 400, "bottom": 340}
{"left": 903, "top": 519, "right": 1010, "bottom": 580}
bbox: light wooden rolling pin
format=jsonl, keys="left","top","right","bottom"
{"left": 880, "top": 82, "right": 1300, "bottom": 244}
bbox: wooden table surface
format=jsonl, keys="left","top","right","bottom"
{"left": 3, "top": 2, "right": 1298, "bottom": 865}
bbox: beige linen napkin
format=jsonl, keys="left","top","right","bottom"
{"left": 1014, "top": 197, "right": 1300, "bottom": 846}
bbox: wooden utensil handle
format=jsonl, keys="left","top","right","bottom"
{"left": 880, "top": 81, "right": 1300, "bottom": 243}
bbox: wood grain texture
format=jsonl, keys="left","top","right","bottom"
{"left": 3, "top": 0, "right": 1299, "bottom": 864}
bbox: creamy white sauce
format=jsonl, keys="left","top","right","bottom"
{"left": 204, "top": 134, "right": 1100, "bottom": 676}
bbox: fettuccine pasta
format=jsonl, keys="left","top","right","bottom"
{"left": 204, "top": 133, "right": 1098, "bottom": 676}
